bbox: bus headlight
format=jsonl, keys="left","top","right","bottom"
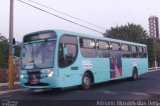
{"left": 48, "top": 71, "right": 54, "bottom": 77}
{"left": 20, "top": 75, "right": 24, "bottom": 79}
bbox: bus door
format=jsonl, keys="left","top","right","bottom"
{"left": 110, "top": 42, "right": 122, "bottom": 79}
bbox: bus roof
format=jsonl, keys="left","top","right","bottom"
{"left": 24, "top": 29, "right": 147, "bottom": 47}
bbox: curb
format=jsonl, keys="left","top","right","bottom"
{"left": 0, "top": 82, "right": 20, "bottom": 87}
{"left": 0, "top": 88, "right": 27, "bottom": 95}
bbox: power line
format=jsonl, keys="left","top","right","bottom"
{"left": 27, "top": 0, "right": 106, "bottom": 30}
{"left": 17, "top": 0, "right": 104, "bottom": 34}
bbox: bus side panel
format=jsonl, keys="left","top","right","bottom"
{"left": 58, "top": 61, "right": 83, "bottom": 88}
{"left": 90, "top": 58, "right": 110, "bottom": 83}
{"left": 57, "top": 58, "right": 111, "bottom": 88}
{"left": 122, "top": 58, "right": 132, "bottom": 78}
{"left": 137, "top": 58, "right": 148, "bottom": 75}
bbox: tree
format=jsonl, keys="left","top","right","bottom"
{"left": 0, "top": 36, "right": 9, "bottom": 68}
{"left": 106, "top": 23, "right": 148, "bottom": 43}
{"left": 104, "top": 23, "right": 160, "bottom": 67}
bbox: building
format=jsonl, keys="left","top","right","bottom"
{"left": 149, "top": 16, "right": 159, "bottom": 39}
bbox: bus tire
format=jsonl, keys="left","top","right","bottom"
{"left": 131, "top": 68, "right": 138, "bottom": 81}
{"left": 81, "top": 72, "right": 92, "bottom": 90}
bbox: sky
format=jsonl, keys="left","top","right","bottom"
{"left": 0, "top": 0, "right": 160, "bottom": 41}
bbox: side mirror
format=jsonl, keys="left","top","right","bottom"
{"left": 12, "top": 43, "right": 22, "bottom": 60}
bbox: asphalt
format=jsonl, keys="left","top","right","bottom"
{"left": 0, "top": 70, "right": 160, "bottom": 106}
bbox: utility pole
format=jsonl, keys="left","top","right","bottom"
{"left": 153, "top": 38, "right": 157, "bottom": 70}
{"left": 8, "top": 0, "right": 14, "bottom": 89}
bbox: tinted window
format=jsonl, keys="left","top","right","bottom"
{"left": 131, "top": 45, "right": 137, "bottom": 52}
{"left": 143, "top": 47, "right": 147, "bottom": 58}
{"left": 80, "top": 38, "right": 95, "bottom": 48}
{"left": 139, "top": 46, "right": 147, "bottom": 58}
{"left": 58, "top": 35, "right": 78, "bottom": 68}
{"left": 122, "top": 44, "right": 130, "bottom": 58}
{"left": 138, "top": 47, "right": 143, "bottom": 53}
{"left": 131, "top": 45, "right": 138, "bottom": 58}
{"left": 122, "top": 44, "right": 129, "bottom": 52}
{"left": 98, "top": 41, "right": 109, "bottom": 49}
{"left": 97, "top": 41, "right": 110, "bottom": 58}
{"left": 111, "top": 42, "right": 120, "bottom": 51}
{"left": 80, "top": 38, "right": 96, "bottom": 58}
{"left": 110, "top": 42, "right": 121, "bottom": 58}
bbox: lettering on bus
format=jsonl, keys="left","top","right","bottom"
{"left": 82, "top": 60, "right": 93, "bottom": 68}
{"left": 131, "top": 59, "right": 138, "bottom": 66}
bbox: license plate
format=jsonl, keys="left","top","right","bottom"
{"left": 29, "top": 75, "right": 39, "bottom": 84}
{"left": 30, "top": 79, "right": 39, "bottom": 84}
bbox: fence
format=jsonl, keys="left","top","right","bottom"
{"left": 148, "top": 67, "right": 160, "bottom": 71}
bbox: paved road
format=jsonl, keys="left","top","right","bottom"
{"left": 0, "top": 71, "right": 160, "bottom": 106}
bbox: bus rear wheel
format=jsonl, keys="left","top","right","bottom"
{"left": 81, "top": 73, "right": 92, "bottom": 90}
{"left": 132, "top": 69, "right": 138, "bottom": 81}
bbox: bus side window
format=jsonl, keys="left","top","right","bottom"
{"left": 97, "top": 40, "right": 110, "bottom": 58}
{"left": 138, "top": 46, "right": 143, "bottom": 58}
{"left": 80, "top": 38, "right": 97, "bottom": 58}
{"left": 122, "top": 44, "right": 130, "bottom": 58}
{"left": 131, "top": 45, "right": 138, "bottom": 58}
{"left": 58, "top": 35, "right": 78, "bottom": 68}
{"left": 143, "top": 47, "right": 147, "bottom": 58}
{"left": 110, "top": 42, "right": 121, "bottom": 58}
{"left": 139, "top": 46, "right": 147, "bottom": 58}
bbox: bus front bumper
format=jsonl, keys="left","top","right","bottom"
{"left": 20, "top": 76, "right": 60, "bottom": 89}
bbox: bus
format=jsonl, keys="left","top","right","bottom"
{"left": 14, "top": 29, "right": 148, "bottom": 90}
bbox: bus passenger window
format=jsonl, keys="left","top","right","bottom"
{"left": 143, "top": 47, "right": 147, "bottom": 58}
{"left": 97, "top": 40, "right": 110, "bottom": 58}
{"left": 138, "top": 46, "right": 143, "bottom": 58}
{"left": 80, "top": 38, "right": 97, "bottom": 58}
{"left": 122, "top": 44, "right": 130, "bottom": 58}
{"left": 138, "top": 46, "right": 147, "bottom": 58}
{"left": 131, "top": 45, "right": 138, "bottom": 58}
{"left": 110, "top": 42, "right": 121, "bottom": 58}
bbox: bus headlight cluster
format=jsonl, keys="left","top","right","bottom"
{"left": 48, "top": 71, "right": 54, "bottom": 77}
{"left": 40, "top": 69, "right": 54, "bottom": 77}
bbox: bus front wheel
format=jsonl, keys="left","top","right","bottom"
{"left": 81, "top": 72, "right": 92, "bottom": 90}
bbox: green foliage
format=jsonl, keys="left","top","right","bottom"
{"left": 106, "top": 23, "right": 148, "bottom": 43}
{"left": 105, "top": 23, "right": 160, "bottom": 67}
{"left": 0, "top": 36, "right": 9, "bottom": 68}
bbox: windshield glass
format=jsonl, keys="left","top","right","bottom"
{"left": 21, "top": 40, "right": 56, "bottom": 69}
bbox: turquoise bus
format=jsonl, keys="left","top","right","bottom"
{"left": 15, "top": 29, "right": 148, "bottom": 90}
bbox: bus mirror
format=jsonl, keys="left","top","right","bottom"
{"left": 12, "top": 44, "right": 21, "bottom": 60}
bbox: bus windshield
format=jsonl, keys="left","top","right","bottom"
{"left": 21, "top": 40, "right": 56, "bottom": 69}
